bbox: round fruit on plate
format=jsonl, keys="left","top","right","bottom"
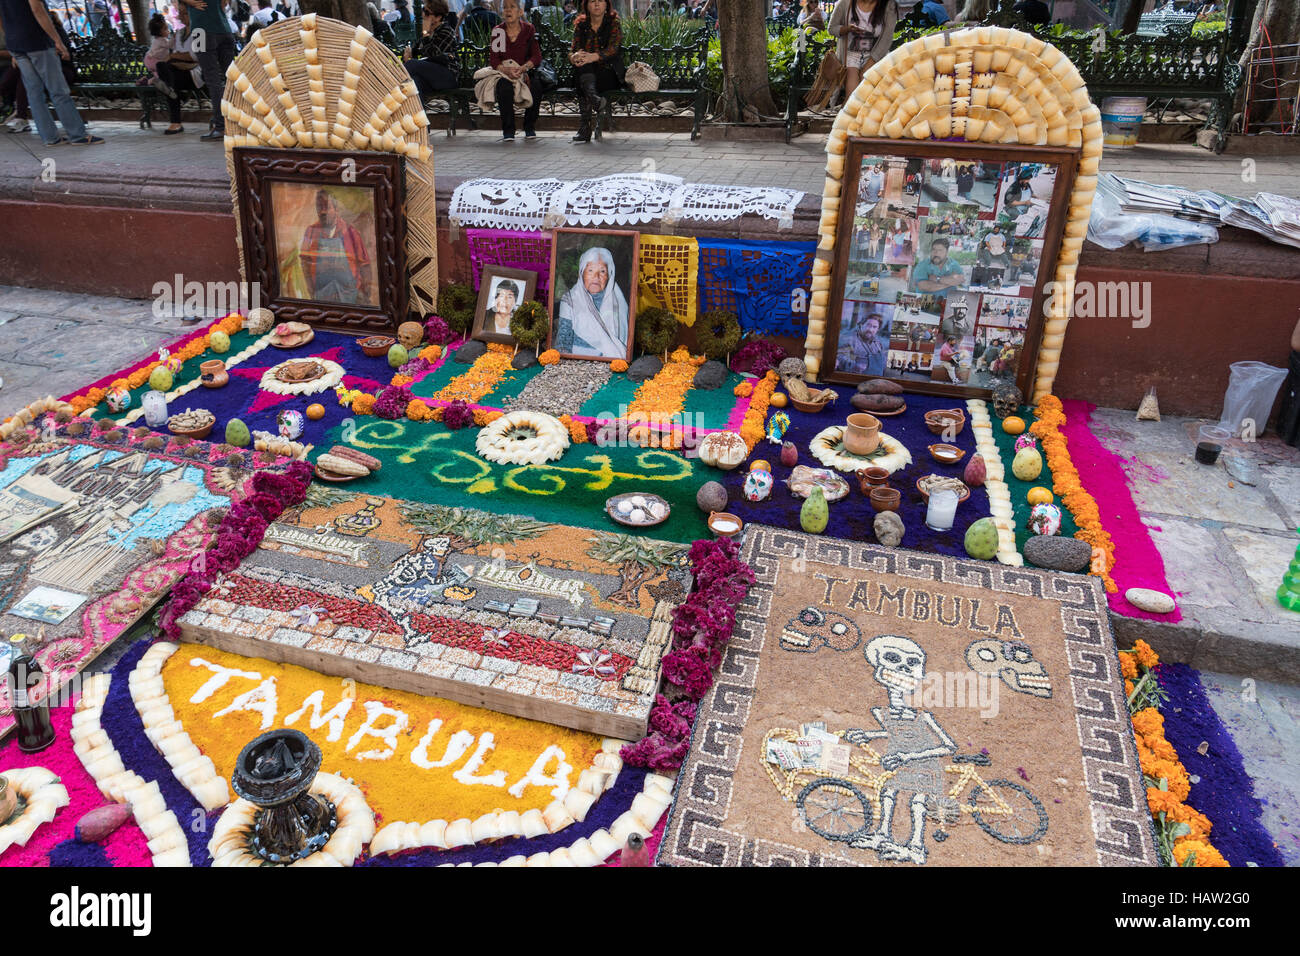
{"left": 1002, "top": 415, "right": 1026, "bottom": 435}
{"left": 1026, "top": 486, "right": 1054, "bottom": 506}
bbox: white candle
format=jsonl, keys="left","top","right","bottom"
{"left": 925, "top": 489, "right": 959, "bottom": 532}
{"left": 142, "top": 390, "right": 169, "bottom": 428}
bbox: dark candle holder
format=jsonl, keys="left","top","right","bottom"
{"left": 231, "top": 729, "right": 337, "bottom": 865}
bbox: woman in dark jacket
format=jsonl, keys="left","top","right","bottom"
{"left": 568, "top": 0, "right": 622, "bottom": 143}
{"left": 403, "top": 0, "right": 460, "bottom": 103}
{"left": 489, "top": 0, "right": 543, "bottom": 140}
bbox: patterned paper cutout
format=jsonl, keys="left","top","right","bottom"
{"left": 698, "top": 237, "right": 816, "bottom": 337}
{"left": 638, "top": 235, "right": 699, "bottom": 327}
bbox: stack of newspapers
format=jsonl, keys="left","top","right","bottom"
{"left": 1099, "top": 173, "right": 1300, "bottom": 248}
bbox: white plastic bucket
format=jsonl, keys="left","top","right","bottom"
{"left": 1219, "top": 361, "right": 1289, "bottom": 439}
{"left": 1100, "top": 96, "right": 1147, "bottom": 148}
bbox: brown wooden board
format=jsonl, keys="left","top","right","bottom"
{"left": 823, "top": 139, "right": 1077, "bottom": 401}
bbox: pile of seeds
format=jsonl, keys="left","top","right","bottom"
{"left": 504, "top": 360, "right": 612, "bottom": 418}
{"left": 167, "top": 409, "right": 215, "bottom": 430}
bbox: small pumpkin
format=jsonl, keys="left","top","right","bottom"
{"left": 1026, "top": 486, "right": 1054, "bottom": 506}
{"left": 1002, "top": 415, "right": 1026, "bottom": 435}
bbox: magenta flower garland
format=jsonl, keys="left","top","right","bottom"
{"left": 730, "top": 338, "right": 787, "bottom": 378}
{"left": 158, "top": 461, "right": 312, "bottom": 638}
{"left": 423, "top": 315, "right": 455, "bottom": 345}
{"left": 443, "top": 400, "right": 476, "bottom": 429}
{"left": 621, "top": 537, "right": 754, "bottom": 772}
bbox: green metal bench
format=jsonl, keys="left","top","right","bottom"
{"left": 66, "top": 31, "right": 209, "bottom": 130}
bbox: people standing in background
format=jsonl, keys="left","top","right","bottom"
{"left": 177, "top": 0, "right": 234, "bottom": 141}
{"left": 796, "top": 0, "right": 824, "bottom": 31}
{"left": 919, "top": 0, "right": 947, "bottom": 26}
{"left": 0, "top": 0, "right": 103, "bottom": 144}
{"left": 828, "top": 0, "right": 896, "bottom": 103}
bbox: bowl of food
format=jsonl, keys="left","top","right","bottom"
{"left": 928, "top": 443, "right": 966, "bottom": 465}
{"left": 707, "top": 511, "right": 744, "bottom": 538}
{"left": 924, "top": 408, "right": 967, "bottom": 436}
{"left": 359, "top": 335, "right": 396, "bottom": 358}
{"left": 167, "top": 408, "right": 216, "bottom": 440}
{"left": 606, "top": 493, "right": 671, "bottom": 528}
{"left": 916, "top": 474, "right": 971, "bottom": 504}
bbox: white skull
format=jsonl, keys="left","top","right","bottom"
{"left": 965, "top": 639, "right": 1052, "bottom": 698}
{"left": 864, "top": 634, "right": 926, "bottom": 695}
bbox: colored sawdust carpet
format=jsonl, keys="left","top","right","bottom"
{"left": 178, "top": 492, "right": 692, "bottom": 738}
{"left": 658, "top": 525, "right": 1158, "bottom": 867}
{"left": 0, "top": 421, "right": 296, "bottom": 740}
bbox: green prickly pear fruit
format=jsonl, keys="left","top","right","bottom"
{"left": 801, "top": 486, "right": 829, "bottom": 534}
{"left": 964, "top": 516, "right": 999, "bottom": 560}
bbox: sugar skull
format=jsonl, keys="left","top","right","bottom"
{"left": 1015, "top": 434, "right": 1037, "bottom": 453}
{"left": 1026, "top": 502, "right": 1062, "bottom": 536}
{"left": 965, "top": 638, "right": 1052, "bottom": 698}
{"left": 277, "top": 409, "right": 305, "bottom": 440}
{"left": 397, "top": 321, "right": 424, "bottom": 351}
{"left": 743, "top": 468, "right": 774, "bottom": 502}
{"left": 780, "top": 606, "right": 862, "bottom": 654}
{"left": 991, "top": 382, "right": 1022, "bottom": 419}
{"left": 766, "top": 412, "right": 790, "bottom": 444}
{"left": 105, "top": 387, "right": 131, "bottom": 412}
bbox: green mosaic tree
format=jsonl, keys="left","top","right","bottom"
{"left": 401, "top": 504, "right": 549, "bottom": 554}
{"left": 585, "top": 532, "right": 688, "bottom": 607}
{"left": 280, "top": 484, "right": 363, "bottom": 526}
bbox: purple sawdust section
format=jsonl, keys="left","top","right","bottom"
{"left": 49, "top": 840, "right": 112, "bottom": 867}
{"left": 360, "top": 766, "right": 649, "bottom": 867}
{"left": 100, "top": 639, "right": 217, "bottom": 867}
{"left": 721, "top": 387, "right": 990, "bottom": 557}
{"left": 1157, "top": 663, "right": 1285, "bottom": 867}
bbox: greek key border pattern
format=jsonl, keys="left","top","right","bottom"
{"left": 658, "top": 526, "right": 1157, "bottom": 867}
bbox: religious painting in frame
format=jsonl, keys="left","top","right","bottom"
{"left": 547, "top": 228, "right": 639, "bottom": 363}
{"left": 824, "top": 139, "right": 1077, "bottom": 399}
{"left": 234, "top": 146, "right": 408, "bottom": 336}
{"left": 472, "top": 265, "right": 539, "bottom": 347}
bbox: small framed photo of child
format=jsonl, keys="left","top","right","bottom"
{"left": 473, "top": 266, "right": 539, "bottom": 346}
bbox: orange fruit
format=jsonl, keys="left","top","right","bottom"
{"left": 1027, "top": 486, "right": 1053, "bottom": 506}
{"left": 749, "top": 459, "right": 771, "bottom": 473}
{"left": 1002, "top": 415, "right": 1026, "bottom": 435}
{"left": 769, "top": 392, "right": 788, "bottom": 408}
{"left": 305, "top": 404, "right": 326, "bottom": 420}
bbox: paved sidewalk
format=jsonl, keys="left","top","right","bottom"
{"left": 2, "top": 120, "right": 1298, "bottom": 197}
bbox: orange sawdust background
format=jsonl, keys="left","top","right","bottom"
{"left": 161, "top": 646, "right": 604, "bottom": 825}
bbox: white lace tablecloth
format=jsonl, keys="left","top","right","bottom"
{"left": 448, "top": 173, "right": 803, "bottom": 231}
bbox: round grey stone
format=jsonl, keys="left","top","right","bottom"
{"left": 453, "top": 340, "right": 487, "bottom": 364}
{"left": 692, "top": 360, "right": 728, "bottom": 391}
{"left": 874, "top": 510, "right": 904, "bottom": 547}
{"left": 1023, "top": 535, "right": 1092, "bottom": 573}
{"left": 511, "top": 349, "right": 537, "bottom": 370}
{"left": 627, "top": 355, "right": 664, "bottom": 382}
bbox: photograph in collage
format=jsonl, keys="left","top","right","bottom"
{"left": 919, "top": 158, "right": 1001, "bottom": 210}
{"left": 926, "top": 202, "right": 982, "bottom": 237}
{"left": 835, "top": 300, "right": 895, "bottom": 378}
{"left": 995, "top": 162, "right": 1058, "bottom": 238}
{"left": 911, "top": 232, "right": 972, "bottom": 294}
{"left": 856, "top": 156, "right": 921, "bottom": 219}
{"left": 845, "top": 263, "right": 910, "bottom": 303}
{"left": 970, "top": 294, "right": 1031, "bottom": 389}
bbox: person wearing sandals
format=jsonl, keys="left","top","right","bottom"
{"left": 488, "top": 0, "right": 541, "bottom": 141}
{"left": 0, "top": 0, "right": 103, "bottom": 144}
{"left": 568, "top": 0, "right": 622, "bottom": 144}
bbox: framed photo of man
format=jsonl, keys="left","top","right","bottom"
{"left": 233, "top": 147, "right": 407, "bottom": 335}
{"left": 548, "top": 228, "right": 639, "bottom": 363}
{"left": 472, "top": 266, "right": 539, "bottom": 346}
{"left": 823, "top": 138, "right": 1077, "bottom": 398}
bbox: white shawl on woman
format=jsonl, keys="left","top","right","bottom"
{"left": 558, "top": 247, "right": 628, "bottom": 357}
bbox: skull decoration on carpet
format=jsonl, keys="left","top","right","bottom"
{"left": 965, "top": 638, "right": 1052, "bottom": 698}
{"left": 779, "top": 606, "right": 862, "bottom": 653}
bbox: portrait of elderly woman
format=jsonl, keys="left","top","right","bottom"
{"left": 472, "top": 266, "right": 538, "bottom": 345}
{"left": 549, "top": 230, "right": 638, "bottom": 362}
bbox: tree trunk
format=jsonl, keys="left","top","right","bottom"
{"left": 297, "top": 0, "right": 371, "bottom": 28}
{"left": 1236, "top": 0, "right": 1300, "bottom": 131}
{"left": 607, "top": 561, "right": 657, "bottom": 606}
{"left": 716, "top": 0, "right": 778, "bottom": 120}
{"left": 125, "top": 0, "right": 148, "bottom": 39}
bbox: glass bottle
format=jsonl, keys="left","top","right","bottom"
{"left": 7, "top": 653, "right": 56, "bottom": 753}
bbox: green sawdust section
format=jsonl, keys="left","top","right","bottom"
{"left": 325, "top": 417, "right": 712, "bottom": 543}
{"left": 992, "top": 406, "right": 1080, "bottom": 552}
{"left": 410, "top": 356, "right": 537, "bottom": 405}
{"left": 89, "top": 327, "right": 264, "bottom": 421}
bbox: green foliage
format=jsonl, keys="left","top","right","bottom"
{"left": 437, "top": 283, "right": 477, "bottom": 334}
{"left": 705, "top": 27, "right": 831, "bottom": 101}
{"left": 636, "top": 306, "right": 678, "bottom": 356}
{"left": 585, "top": 531, "right": 688, "bottom": 570}
{"left": 695, "top": 309, "right": 741, "bottom": 361}
{"left": 402, "top": 504, "right": 550, "bottom": 545}
{"left": 536, "top": 11, "right": 706, "bottom": 47}
{"left": 510, "top": 299, "right": 551, "bottom": 350}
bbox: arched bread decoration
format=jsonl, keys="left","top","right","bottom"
{"left": 804, "top": 26, "right": 1101, "bottom": 403}
{"left": 221, "top": 14, "right": 439, "bottom": 313}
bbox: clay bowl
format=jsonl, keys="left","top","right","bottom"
{"left": 928, "top": 443, "right": 966, "bottom": 465}
{"left": 359, "top": 335, "right": 396, "bottom": 358}
{"left": 869, "top": 487, "right": 901, "bottom": 512}
{"left": 708, "top": 511, "right": 744, "bottom": 538}
{"left": 199, "top": 360, "right": 229, "bottom": 388}
{"left": 167, "top": 416, "right": 215, "bottom": 440}
{"left": 916, "top": 477, "right": 971, "bottom": 504}
{"left": 789, "top": 396, "right": 833, "bottom": 414}
{"left": 857, "top": 465, "right": 890, "bottom": 495}
{"left": 924, "top": 408, "right": 966, "bottom": 436}
{"left": 0, "top": 775, "right": 15, "bottom": 824}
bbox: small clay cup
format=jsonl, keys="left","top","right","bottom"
{"left": 200, "top": 359, "right": 229, "bottom": 388}
{"left": 857, "top": 465, "right": 890, "bottom": 495}
{"left": 869, "top": 487, "right": 901, "bottom": 512}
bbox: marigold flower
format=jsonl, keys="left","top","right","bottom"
{"left": 352, "top": 394, "right": 376, "bottom": 416}
{"left": 610, "top": 359, "right": 628, "bottom": 373}
{"left": 1119, "top": 652, "right": 1138, "bottom": 680}
{"left": 538, "top": 349, "right": 561, "bottom": 365}
{"left": 419, "top": 345, "right": 443, "bottom": 361}
{"left": 1131, "top": 708, "right": 1164, "bottom": 739}
{"left": 1146, "top": 787, "right": 1181, "bottom": 817}
{"left": 1172, "top": 839, "right": 1228, "bottom": 867}
{"left": 1134, "top": 639, "right": 1159, "bottom": 670}
{"left": 734, "top": 381, "right": 754, "bottom": 397}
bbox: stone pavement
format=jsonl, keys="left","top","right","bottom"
{"left": 2, "top": 120, "right": 1298, "bottom": 200}
{"left": 1091, "top": 409, "right": 1300, "bottom": 684}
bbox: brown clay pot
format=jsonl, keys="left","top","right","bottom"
{"left": 200, "top": 360, "right": 228, "bottom": 388}
{"left": 857, "top": 465, "right": 890, "bottom": 495}
{"left": 844, "top": 413, "right": 881, "bottom": 456}
{"left": 869, "top": 487, "right": 901, "bottom": 512}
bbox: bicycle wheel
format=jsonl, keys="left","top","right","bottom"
{"left": 969, "top": 779, "right": 1049, "bottom": 845}
{"left": 796, "top": 778, "right": 873, "bottom": 843}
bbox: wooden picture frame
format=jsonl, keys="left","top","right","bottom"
{"left": 823, "top": 138, "right": 1078, "bottom": 400}
{"left": 472, "top": 265, "right": 539, "bottom": 346}
{"left": 547, "top": 228, "right": 639, "bottom": 364}
{"left": 233, "top": 146, "right": 408, "bottom": 336}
